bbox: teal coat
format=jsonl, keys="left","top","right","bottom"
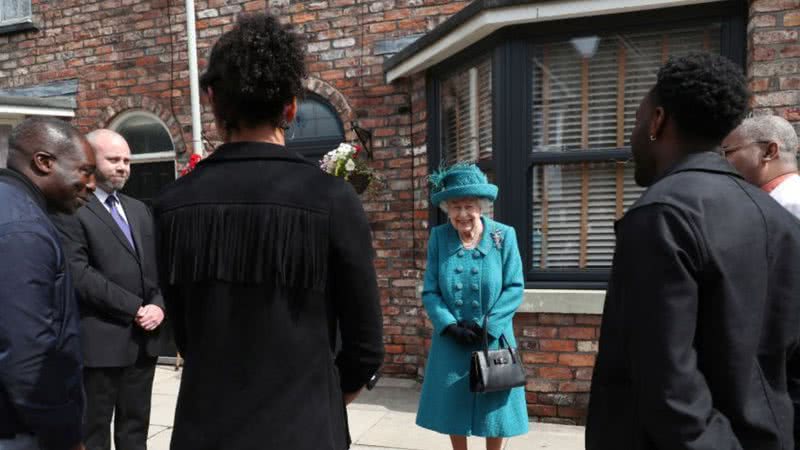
{"left": 416, "top": 217, "right": 530, "bottom": 437}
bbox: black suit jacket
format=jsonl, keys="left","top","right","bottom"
{"left": 153, "top": 142, "right": 384, "bottom": 450}
{"left": 586, "top": 152, "right": 800, "bottom": 450}
{"left": 52, "top": 193, "right": 165, "bottom": 368}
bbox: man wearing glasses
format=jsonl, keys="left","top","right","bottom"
{"left": 720, "top": 115, "right": 800, "bottom": 219}
{"left": 722, "top": 114, "right": 800, "bottom": 446}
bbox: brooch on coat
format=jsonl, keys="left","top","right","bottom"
{"left": 491, "top": 229, "right": 504, "bottom": 249}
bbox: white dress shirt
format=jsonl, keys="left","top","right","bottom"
{"left": 769, "top": 173, "right": 800, "bottom": 221}
{"left": 94, "top": 187, "right": 130, "bottom": 224}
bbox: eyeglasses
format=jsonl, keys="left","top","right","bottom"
{"left": 718, "top": 140, "right": 772, "bottom": 158}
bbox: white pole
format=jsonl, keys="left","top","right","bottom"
{"left": 185, "top": 0, "right": 203, "bottom": 156}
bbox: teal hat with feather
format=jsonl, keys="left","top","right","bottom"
{"left": 429, "top": 163, "right": 498, "bottom": 206}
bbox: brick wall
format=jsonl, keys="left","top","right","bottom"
{"left": 0, "top": 0, "right": 466, "bottom": 379}
{"left": 0, "top": 0, "right": 196, "bottom": 153}
{"left": 515, "top": 313, "right": 600, "bottom": 425}
{"left": 0, "top": 0, "right": 452, "bottom": 377}
{"left": 748, "top": 0, "right": 800, "bottom": 130}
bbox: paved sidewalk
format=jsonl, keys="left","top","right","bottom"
{"left": 143, "top": 366, "right": 585, "bottom": 450}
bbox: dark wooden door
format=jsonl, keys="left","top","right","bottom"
{"left": 122, "top": 160, "right": 176, "bottom": 207}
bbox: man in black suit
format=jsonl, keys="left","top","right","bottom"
{"left": 52, "top": 129, "right": 165, "bottom": 450}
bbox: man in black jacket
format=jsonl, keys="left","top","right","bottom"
{"left": 0, "top": 117, "right": 96, "bottom": 450}
{"left": 587, "top": 53, "right": 800, "bottom": 449}
{"left": 52, "top": 130, "right": 165, "bottom": 450}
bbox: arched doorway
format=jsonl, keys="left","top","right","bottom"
{"left": 109, "top": 111, "right": 176, "bottom": 206}
{"left": 285, "top": 93, "right": 345, "bottom": 161}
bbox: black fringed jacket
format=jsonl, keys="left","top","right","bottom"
{"left": 153, "top": 142, "right": 384, "bottom": 450}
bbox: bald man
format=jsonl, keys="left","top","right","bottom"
{"left": 0, "top": 117, "right": 95, "bottom": 450}
{"left": 721, "top": 115, "right": 800, "bottom": 218}
{"left": 51, "top": 130, "right": 164, "bottom": 450}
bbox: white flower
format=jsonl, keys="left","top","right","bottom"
{"left": 336, "top": 143, "right": 356, "bottom": 158}
{"left": 320, "top": 143, "right": 359, "bottom": 175}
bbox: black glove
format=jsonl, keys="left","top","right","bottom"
{"left": 443, "top": 324, "right": 480, "bottom": 345}
{"left": 459, "top": 320, "right": 485, "bottom": 338}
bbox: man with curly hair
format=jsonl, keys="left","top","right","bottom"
{"left": 153, "top": 13, "right": 384, "bottom": 450}
{"left": 587, "top": 53, "right": 800, "bottom": 450}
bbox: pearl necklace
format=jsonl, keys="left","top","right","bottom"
{"left": 461, "top": 232, "right": 481, "bottom": 249}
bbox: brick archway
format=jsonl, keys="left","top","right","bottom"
{"left": 304, "top": 77, "right": 356, "bottom": 142}
{"left": 98, "top": 96, "right": 187, "bottom": 157}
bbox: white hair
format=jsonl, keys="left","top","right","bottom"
{"left": 438, "top": 197, "right": 492, "bottom": 214}
{"left": 738, "top": 115, "right": 799, "bottom": 165}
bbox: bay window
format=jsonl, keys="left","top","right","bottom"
{"left": 427, "top": 2, "right": 745, "bottom": 287}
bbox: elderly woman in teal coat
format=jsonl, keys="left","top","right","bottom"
{"left": 416, "top": 164, "right": 529, "bottom": 450}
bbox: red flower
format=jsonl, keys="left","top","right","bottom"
{"left": 354, "top": 145, "right": 362, "bottom": 155}
{"left": 180, "top": 153, "right": 203, "bottom": 177}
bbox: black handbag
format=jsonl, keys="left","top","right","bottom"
{"left": 469, "top": 315, "right": 527, "bottom": 393}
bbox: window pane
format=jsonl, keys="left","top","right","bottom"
{"left": 531, "top": 161, "right": 644, "bottom": 270}
{"left": 531, "top": 23, "right": 721, "bottom": 152}
{"left": 440, "top": 56, "right": 492, "bottom": 164}
{"left": 528, "top": 20, "right": 722, "bottom": 272}
{"left": 116, "top": 115, "right": 175, "bottom": 155}
{"left": 285, "top": 97, "right": 344, "bottom": 144}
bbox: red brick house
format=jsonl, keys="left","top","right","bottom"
{"left": 0, "top": 0, "right": 796, "bottom": 424}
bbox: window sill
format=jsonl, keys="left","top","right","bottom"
{"left": 520, "top": 289, "right": 604, "bottom": 315}
{"left": 131, "top": 152, "right": 177, "bottom": 164}
{"left": 0, "top": 20, "right": 36, "bottom": 36}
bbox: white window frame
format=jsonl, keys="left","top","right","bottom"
{"left": 0, "top": 114, "right": 22, "bottom": 168}
{"left": 108, "top": 110, "right": 176, "bottom": 165}
{"left": 386, "top": 0, "right": 725, "bottom": 82}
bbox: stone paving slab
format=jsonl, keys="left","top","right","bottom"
{"left": 126, "top": 367, "right": 585, "bottom": 450}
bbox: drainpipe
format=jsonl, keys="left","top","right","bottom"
{"left": 185, "top": 0, "right": 203, "bottom": 156}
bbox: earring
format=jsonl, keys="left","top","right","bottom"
{"left": 279, "top": 118, "right": 296, "bottom": 140}
{"left": 649, "top": 135, "right": 656, "bottom": 142}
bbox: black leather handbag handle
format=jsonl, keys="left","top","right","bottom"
{"left": 480, "top": 315, "right": 517, "bottom": 364}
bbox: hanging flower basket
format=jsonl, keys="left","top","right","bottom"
{"left": 347, "top": 172, "right": 371, "bottom": 194}
{"left": 319, "top": 143, "right": 379, "bottom": 195}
